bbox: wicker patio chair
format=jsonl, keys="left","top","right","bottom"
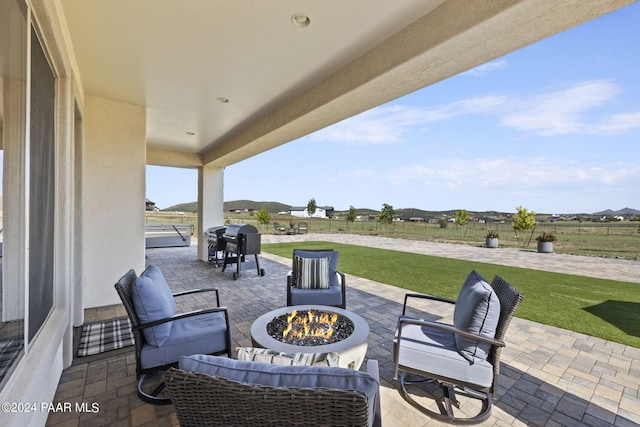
{"left": 114, "top": 266, "right": 232, "bottom": 404}
{"left": 273, "top": 221, "right": 286, "bottom": 235}
{"left": 393, "top": 271, "right": 523, "bottom": 424}
{"left": 166, "top": 356, "right": 381, "bottom": 427}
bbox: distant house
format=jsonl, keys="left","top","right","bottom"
{"left": 146, "top": 198, "right": 159, "bottom": 212}
{"left": 290, "top": 206, "right": 334, "bottom": 218}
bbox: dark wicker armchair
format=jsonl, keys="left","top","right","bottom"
{"left": 114, "top": 266, "right": 232, "bottom": 404}
{"left": 166, "top": 357, "right": 382, "bottom": 427}
{"left": 393, "top": 271, "right": 523, "bottom": 424}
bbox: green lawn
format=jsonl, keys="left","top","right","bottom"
{"left": 263, "top": 241, "right": 640, "bottom": 348}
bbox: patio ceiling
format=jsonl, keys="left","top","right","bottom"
{"left": 59, "top": 0, "right": 634, "bottom": 168}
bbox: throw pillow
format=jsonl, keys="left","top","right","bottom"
{"left": 131, "top": 265, "right": 176, "bottom": 347}
{"left": 236, "top": 347, "right": 339, "bottom": 367}
{"left": 453, "top": 270, "right": 501, "bottom": 362}
{"left": 294, "top": 256, "right": 330, "bottom": 289}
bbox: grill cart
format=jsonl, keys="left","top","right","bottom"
{"left": 204, "top": 226, "right": 226, "bottom": 266}
{"left": 222, "top": 224, "right": 265, "bottom": 279}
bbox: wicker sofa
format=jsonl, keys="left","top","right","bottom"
{"left": 165, "top": 354, "right": 381, "bottom": 427}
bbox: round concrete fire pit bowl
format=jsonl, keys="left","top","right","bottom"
{"left": 250, "top": 305, "right": 370, "bottom": 370}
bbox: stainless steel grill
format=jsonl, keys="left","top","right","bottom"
{"left": 222, "top": 224, "right": 264, "bottom": 279}
{"left": 205, "top": 226, "right": 226, "bottom": 266}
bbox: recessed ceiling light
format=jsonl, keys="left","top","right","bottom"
{"left": 291, "top": 13, "right": 310, "bottom": 28}
{"left": 217, "top": 97, "right": 229, "bottom": 103}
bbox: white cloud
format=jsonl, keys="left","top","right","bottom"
{"left": 386, "top": 156, "right": 639, "bottom": 190}
{"left": 588, "top": 111, "right": 640, "bottom": 135}
{"left": 311, "top": 95, "right": 507, "bottom": 145}
{"left": 500, "top": 80, "right": 622, "bottom": 135}
{"left": 462, "top": 60, "right": 509, "bottom": 76}
{"left": 311, "top": 79, "right": 639, "bottom": 144}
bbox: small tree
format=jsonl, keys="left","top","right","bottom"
{"left": 307, "top": 198, "right": 317, "bottom": 217}
{"left": 455, "top": 209, "right": 470, "bottom": 239}
{"left": 378, "top": 203, "right": 395, "bottom": 228}
{"left": 511, "top": 205, "right": 537, "bottom": 247}
{"left": 256, "top": 208, "right": 270, "bottom": 228}
{"left": 346, "top": 205, "right": 357, "bottom": 225}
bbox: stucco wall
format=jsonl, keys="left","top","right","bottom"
{"left": 83, "top": 95, "right": 146, "bottom": 308}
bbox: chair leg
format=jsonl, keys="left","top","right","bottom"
{"left": 137, "top": 372, "right": 172, "bottom": 405}
{"left": 397, "top": 371, "right": 493, "bottom": 425}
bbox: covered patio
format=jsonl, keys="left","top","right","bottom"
{"left": 47, "top": 235, "right": 640, "bottom": 426}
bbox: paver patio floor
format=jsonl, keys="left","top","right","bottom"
{"left": 47, "top": 234, "right": 640, "bottom": 426}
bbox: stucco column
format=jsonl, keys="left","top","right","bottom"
{"left": 82, "top": 95, "right": 146, "bottom": 308}
{"left": 198, "top": 165, "right": 224, "bottom": 262}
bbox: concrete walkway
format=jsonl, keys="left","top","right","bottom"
{"left": 47, "top": 233, "right": 640, "bottom": 426}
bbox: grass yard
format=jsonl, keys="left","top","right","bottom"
{"left": 263, "top": 241, "right": 640, "bottom": 348}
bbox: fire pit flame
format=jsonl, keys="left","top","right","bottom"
{"left": 282, "top": 309, "right": 339, "bottom": 341}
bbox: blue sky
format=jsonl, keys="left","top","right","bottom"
{"left": 147, "top": 3, "right": 640, "bottom": 214}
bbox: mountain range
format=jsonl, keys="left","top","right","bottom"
{"left": 161, "top": 201, "right": 639, "bottom": 217}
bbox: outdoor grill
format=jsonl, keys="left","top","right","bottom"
{"left": 204, "top": 226, "right": 226, "bottom": 266}
{"left": 222, "top": 223, "right": 265, "bottom": 279}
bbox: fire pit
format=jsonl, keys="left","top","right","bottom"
{"left": 251, "top": 305, "right": 369, "bottom": 369}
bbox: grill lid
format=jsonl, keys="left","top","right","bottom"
{"left": 223, "top": 223, "right": 259, "bottom": 237}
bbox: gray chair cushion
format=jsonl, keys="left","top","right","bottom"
{"left": 289, "top": 283, "right": 344, "bottom": 306}
{"left": 453, "top": 270, "right": 501, "bottom": 362}
{"left": 395, "top": 323, "right": 494, "bottom": 387}
{"left": 132, "top": 264, "right": 176, "bottom": 346}
{"left": 140, "top": 311, "right": 229, "bottom": 369}
{"left": 180, "top": 354, "right": 379, "bottom": 424}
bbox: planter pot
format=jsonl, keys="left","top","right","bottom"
{"left": 537, "top": 241, "right": 554, "bottom": 253}
{"left": 485, "top": 238, "right": 499, "bottom": 248}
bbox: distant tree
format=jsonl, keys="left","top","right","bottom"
{"left": 511, "top": 205, "right": 537, "bottom": 247}
{"left": 455, "top": 209, "right": 470, "bottom": 238}
{"left": 438, "top": 218, "right": 448, "bottom": 229}
{"left": 256, "top": 208, "right": 270, "bottom": 227}
{"left": 347, "top": 206, "right": 357, "bottom": 224}
{"left": 307, "top": 198, "right": 317, "bottom": 217}
{"left": 378, "top": 203, "right": 395, "bottom": 225}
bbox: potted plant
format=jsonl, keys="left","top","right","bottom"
{"left": 535, "top": 232, "right": 557, "bottom": 253}
{"left": 485, "top": 231, "right": 499, "bottom": 248}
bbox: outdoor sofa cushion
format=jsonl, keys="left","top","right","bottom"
{"left": 132, "top": 264, "right": 176, "bottom": 346}
{"left": 180, "top": 354, "right": 379, "bottom": 424}
{"left": 453, "top": 270, "right": 501, "bottom": 362}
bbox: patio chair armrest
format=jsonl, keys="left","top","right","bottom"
{"left": 287, "top": 271, "right": 293, "bottom": 287}
{"left": 173, "top": 288, "right": 220, "bottom": 306}
{"left": 366, "top": 359, "right": 382, "bottom": 427}
{"left": 402, "top": 292, "right": 455, "bottom": 315}
{"left": 396, "top": 315, "right": 505, "bottom": 347}
{"left": 133, "top": 307, "right": 229, "bottom": 331}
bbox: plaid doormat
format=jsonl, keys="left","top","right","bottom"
{"left": 77, "top": 318, "right": 133, "bottom": 357}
